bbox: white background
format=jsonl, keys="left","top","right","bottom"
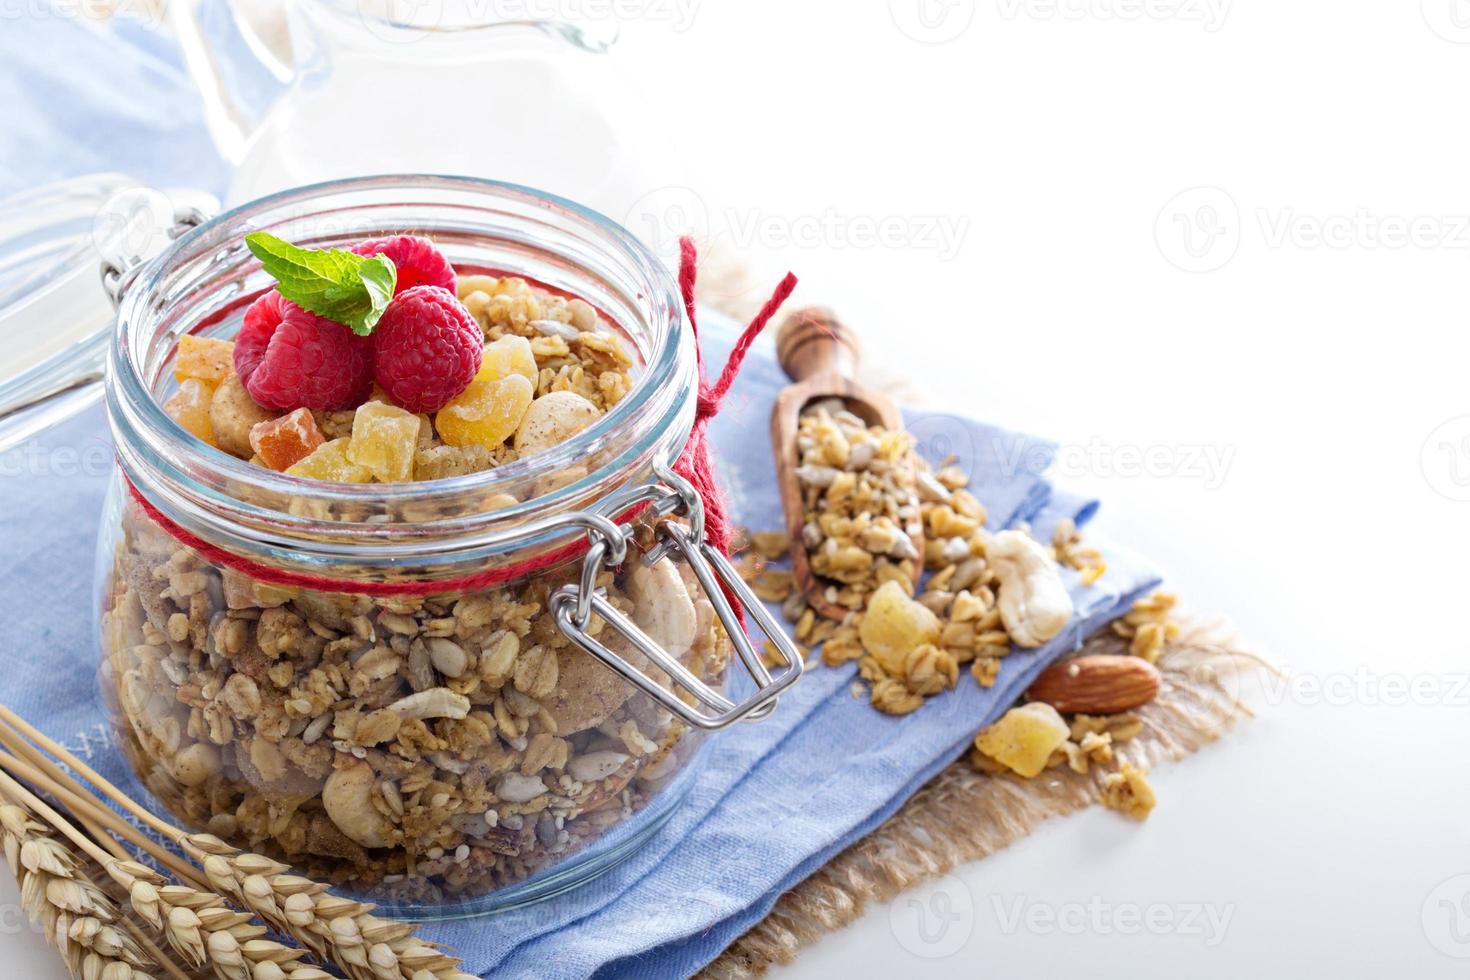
{"left": 5, "top": 1, "right": 1470, "bottom": 976}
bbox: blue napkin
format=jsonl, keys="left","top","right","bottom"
{"left": 0, "top": 17, "right": 1162, "bottom": 978}
{"left": 0, "top": 317, "right": 1160, "bottom": 980}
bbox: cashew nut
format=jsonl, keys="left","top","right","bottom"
{"left": 984, "top": 530, "right": 1073, "bottom": 648}
{"left": 568, "top": 751, "right": 631, "bottom": 784}
{"left": 322, "top": 760, "right": 397, "bottom": 849}
{"left": 388, "top": 687, "right": 471, "bottom": 721}
{"left": 513, "top": 391, "right": 601, "bottom": 456}
{"left": 495, "top": 773, "right": 548, "bottom": 804}
{"left": 626, "top": 558, "right": 698, "bottom": 658}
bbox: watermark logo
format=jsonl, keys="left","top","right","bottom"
{"left": 92, "top": 186, "right": 176, "bottom": 269}
{"left": 1422, "top": 416, "right": 1470, "bottom": 502}
{"left": 0, "top": 0, "right": 165, "bottom": 27}
{"left": 996, "top": 0, "right": 1230, "bottom": 32}
{"left": 1158, "top": 187, "right": 1470, "bottom": 272}
{"left": 1257, "top": 209, "right": 1470, "bottom": 251}
{"left": 1261, "top": 667, "right": 1470, "bottom": 709}
{"left": 1155, "top": 186, "right": 1240, "bottom": 273}
{"left": 989, "top": 434, "right": 1236, "bottom": 489}
{"left": 890, "top": 0, "right": 977, "bottom": 43}
{"left": 889, "top": 872, "right": 975, "bottom": 958}
{"left": 1422, "top": 0, "right": 1470, "bottom": 43}
{"left": 624, "top": 185, "right": 714, "bottom": 264}
{"left": 625, "top": 187, "right": 970, "bottom": 263}
{"left": 1423, "top": 874, "right": 1470, "bottom": 957}
{"left": 992, "top": 895, "right": 1235, "bottom": 946}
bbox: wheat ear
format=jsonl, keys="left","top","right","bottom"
{"left": 0, "top": 798, "right": 160, "bottom": 979}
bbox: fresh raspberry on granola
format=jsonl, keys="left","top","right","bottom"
{"left": 372, "top": 285, "right": 484, "bottom": 413}
{"left": 351, "top": 235, "right": 457, "bottom": 294}
{"left": 234, "top": 291, "right": 374, "bottom": 411}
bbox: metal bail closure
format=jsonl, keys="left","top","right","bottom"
{"left": 550, "top": 473, "right": 804, "bottom": 732}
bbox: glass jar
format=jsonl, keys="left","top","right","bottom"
{"left": 92, "top": 175, "right": 800, "bottom": 918}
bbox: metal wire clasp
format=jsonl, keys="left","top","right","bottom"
{"left": 550, "top": 466, "right": 804, "bottom": 731}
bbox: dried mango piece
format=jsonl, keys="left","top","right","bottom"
{"left": 173, "top": 335, "right": 235, "bottom": 385}
{"left": 163, "top": 378, "right": 217, "bottom": 446}
{"left": 477, "top": 334, "right": 537, "bottom": 386}
{"left": 973, "top": 702, "right": 1070, "bottom": 778}
{"left": 249, "top": 408, "right": 326, "bottom": 471}
{"left": 858, "top": 579, "right": 941, "bottom": 675}
{"left": 436, "top": 374, "right": 534, "bottom": 451}
{"left": 347, "top": 400, "right": 421, "bottom": 482}
{"left": 287, "top": 438, "right": 374, "bottom": 483}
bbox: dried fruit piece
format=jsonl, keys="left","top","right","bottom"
{"left": 514, "top": 390, "right": 602, "bottom": 456}
{"left": 973, "top": 701, "right": 1071, "bottom": 778}
{"left": 163, "top": 378, "right": 217, "bottom": 446}
{"left": 436, "top": 373, "right": 533, "bottom": 450}
{"left": 478, "top": 334, "right": 537, "bottom": 386}
{"left": 286, "top": 438, "right": 374, "bottom": 482}
{"left": 858, "top": 579, "right": 942, "bottom": 675}
{"left": 248, "top": 407, "right": 327, "bottom": 471}
{"left": 372, "top": 285, "right": 484, "bottom": 413}
{"left": 347, "top": 400, "right": 422, "bottom": 482}
{"left": 173, "top": 335, "right": 235, "bottom": 384}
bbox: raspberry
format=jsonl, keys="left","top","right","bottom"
{"left": 234, "top": 292, "right": 374, "bottom": 411}
{"left": 372, "top": 286, "right": 484, "bottom": 413}
{"left": 351, "top": 235, "right": 456, "bottom": 294}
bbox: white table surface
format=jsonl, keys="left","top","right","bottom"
{"left": 4, "top": 2, "right": 1468, "bottom": 977}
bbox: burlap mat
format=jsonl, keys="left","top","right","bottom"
{"left": 694, "top": 616, "right": 1266, "bottom": 977}
{"left": 665, "top": 255, "right": 1267, "bottom": 976}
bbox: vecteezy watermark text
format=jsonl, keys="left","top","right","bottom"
{"left": 996, "top": 0, "right": 1230, "bottom": 31}
{"left": 1157, "top": 186, "right": 1470, "bottom": 272}
{"left": 994, "top": 435, "right": 1236, "bottom": 489}
{"left": 992, "top": 895, "right": 1235, "bottom": 947}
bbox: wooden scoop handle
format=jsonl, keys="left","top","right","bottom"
{"left": 775, "top": 307, "right": 861, "bottom": 382}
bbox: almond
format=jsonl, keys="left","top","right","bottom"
{"left": 1025, "top": 654, "right": 1161, "bottom": 714}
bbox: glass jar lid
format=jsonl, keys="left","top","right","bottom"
{"left": 0, "top": 174, "right": 216, "bottom": 453}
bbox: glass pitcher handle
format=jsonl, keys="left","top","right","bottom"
{"left": 551, "top": 467, "right": 805, "bottom": 731}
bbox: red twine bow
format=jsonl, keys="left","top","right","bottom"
{"left": 671, "top": 237, "right": 798, "bottom": 562}
{"left": 129, "top": 240, "right": 797, "bottom": 601}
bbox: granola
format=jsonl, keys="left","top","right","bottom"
{"left": 102, "top": 512, "right": 729, "bottom": 905}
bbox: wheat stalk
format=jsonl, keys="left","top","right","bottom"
{"left": 0, "top": 799, "right": 160, "bottom": 979}
{"left": 0, "top": 768, "right": 335, "bottom": 980}
{"left": 0, "top": 708, "right": 477, "bottom": 980}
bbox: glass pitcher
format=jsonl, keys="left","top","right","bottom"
{"left": 170, "top": 0, "right": 681, "bottom": 221}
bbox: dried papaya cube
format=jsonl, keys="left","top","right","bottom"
{"left": 477, "top": 334, "right": 537, "bottom": 386}
{"left": 163, "top": 378, "right": 217, "bottom": 446}
{"left": 973, "top": 702, "right": 1070, "bottom": 778}
{"left": 858, "top": 580, "right": 941, "bottom": 675}
{"left": 286, "top": 438, "right": 374, "bottom": 483}
{"left": 249, "top": 408, "right": 326, "bottom": 471}
{"left": 173, "top": 335, "right": 235, "bottom": 385}
{"left": 347, "top": 401, "right": 422, "bottom": 482}
{"left": 436, "top": 374, "right": 534, "bottom": 451}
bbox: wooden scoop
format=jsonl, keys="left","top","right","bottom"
{"left": 770, "top": 307, "right": 924, "bottom": 622}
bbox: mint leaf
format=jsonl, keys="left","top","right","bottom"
{"left": 245, "top": 232, "right": 398, "bottom": 336}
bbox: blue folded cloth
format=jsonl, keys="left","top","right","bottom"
{"left": 0, "top": 316, "right": 1160, "bottom": 980}
{"left": 0, "top": 17, "right": 1161, "bottom": 978}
